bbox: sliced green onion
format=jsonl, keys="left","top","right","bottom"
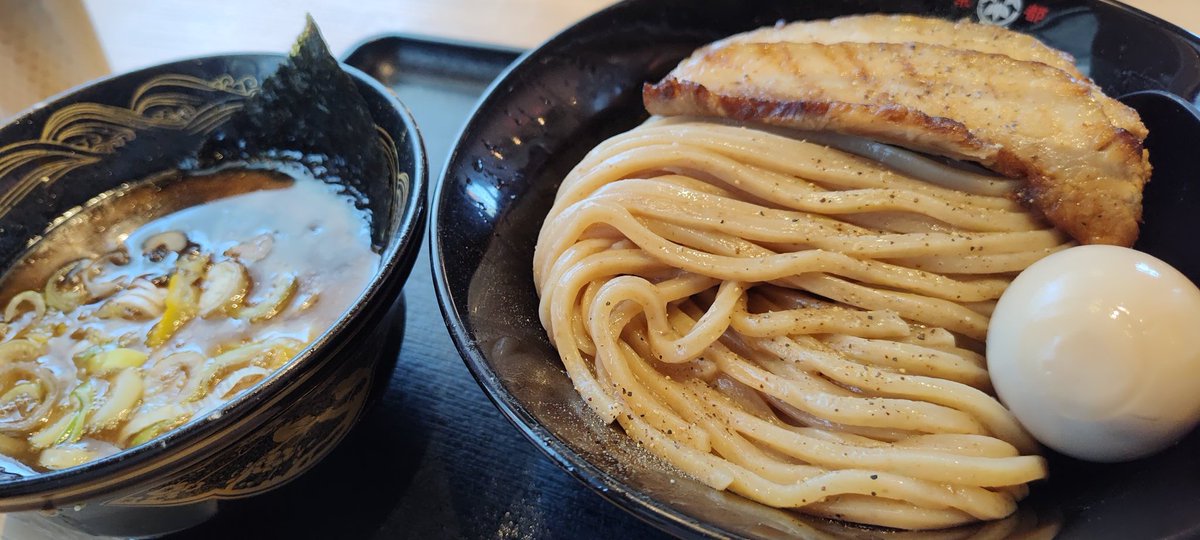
{"left": 28, "top": 382, "right": 93, "bottom": 449}
{"left": 72, "top": 345, "right": 104, "bottom": 368}
{"left": 128, "top": 420, "right": 173, "bottom": 447}
{"left": 86, "top": 348, "right": 148, "bottom": 374}
{"left": 118, "top": 403, "right": 190, "bottom": 446}
{"left": 37, "top": 446, "right": 98, "bottom": 470}
{"left": 186, "top": 338, "right": 303, "bottom": 401}
{"left": 238, "top": 274, "right": 297, "bottom": 322}
{"left": 198, "top": 260, "right": 248, "bottom": 318}
{"left": 147, "top": 253, "right": 208, "bottom": 348}
{"left": 87, "top": 369, "right": 143, "bottom": 432}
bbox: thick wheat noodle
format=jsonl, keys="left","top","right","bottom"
{"left": 0, "top": 363, "right": 61, "bottom": 432}
{"left": 682, "top": 298, "right": 991, "bottom": 439}
{"left": 767, "top": 395, "right": 921, "bottom": 443}
{"left": 730, "top": 297, "right": 912, "bottom": 339}
{"left": 547, "top": 248, "right": 666, "bottom": 420}
{"left": 571, "top": 145, "right": 1040, "bottom": 232}
{"left": 819, "top": 334, "right": 992, "bottom": 390}
{"left": 835, "top": 211, "right": 957, "bottom": 235}
{"left": 596, "top": 337, "right": 711, "bottom": 451}
{"left": 748, "top": 335, "right": 1037, "bottom": 452}
{"left": 883, "top": 246, "right": 1069, "bottom": 274}
{"left": 569, "top": 119, "right": 1023, "bottom": 206}
{"left": 632, "top": 342, "right": 1042, "bottom": 486}
{"left": 642, "top": 115, "right": 1030, "bottom": 199}
{"left": 596, "top": 178, "right": 1039, "bottom": 284}
{"left": 545, "top": 199, "right": 1013, "bottom": 303}
{"left": 756, "top": 286, "right": 967, "bottom": 350}
{"left": 536, "top": 199, "right": 1063, "bottom": 288}
{"left": 643, "top": 221, "right": 995, "bottom": 339}
{"left": 611, "top": 311, "right": 1023, "bottom": 522}
{"left": 534, "top": 118, "right": 1051, "bottom": 529}
{"left": 546, "top": 252, "right": 725, "bottom": 419}
{"left": 806, "top": 496, "right": 978, "bottom": 530}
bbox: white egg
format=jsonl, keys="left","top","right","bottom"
{"left": 987, "top": 245, "right": 1200, "bottom": 462}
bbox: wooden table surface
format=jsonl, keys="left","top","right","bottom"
{"left": 79, "top": 0, "right": 1199, "bottom": 72}
{"left": 0, "top": 1, "right": 1197, "bottom": 538}
{"left": 0, "top": 0, "right": 1194, "bottom": 120}
{"left": 0, "top": 0, "right": 1196, "bottom": 118}
{"left": 82, "top": 0, "right": 1199, "bottom": 70}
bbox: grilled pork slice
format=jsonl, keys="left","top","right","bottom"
{"left": 644, "top": 41, "right": 1151, "bottom": 246}
{"left": 705, "top": 15, "right": 1146, "bottom": 140}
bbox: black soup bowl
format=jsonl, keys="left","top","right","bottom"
{"left": 432, "top": 0, "right": 1200, "bottom": 538}
{"left": 0, "top": 54, "right": 426, "bottom": 536}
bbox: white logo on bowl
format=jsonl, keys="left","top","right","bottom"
{"left": 978, "top": 0, "right": 1023, "bottom": 26}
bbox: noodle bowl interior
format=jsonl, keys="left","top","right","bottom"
{"left": 0, "top": 168, "right": 378, "bottom": 473}
{"left": 530, "top": 11, "right": 1167, "bottom": 530}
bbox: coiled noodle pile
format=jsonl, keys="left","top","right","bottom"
{"left": 533, "top": 117, "right": 1059, "bottom": 529}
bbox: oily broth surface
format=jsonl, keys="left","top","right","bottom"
{"left": 0, "top": 167, "right": 379, "bottom": 472}
{"left": 118, "top": 169, "right": 380, "bottom": 357}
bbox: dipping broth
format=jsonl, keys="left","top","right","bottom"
{"left": 0, "top": 167, "right": 378, "bottom": 473}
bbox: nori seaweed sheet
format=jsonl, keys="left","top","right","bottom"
{"left": 199, "top": 16, "right": 393, "bottom": 247}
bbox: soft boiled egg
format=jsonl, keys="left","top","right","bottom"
{"left": 987, "top": 245, "right": 1200, "bottom": 462}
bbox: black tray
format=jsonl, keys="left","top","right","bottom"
{"left": 161, "top": 35, "right": 666, "bottom": 539}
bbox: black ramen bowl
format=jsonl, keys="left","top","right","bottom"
{"left": 0, "top": 55, "right": 425, "bottom": 536}
{"left": 431, "top": 0, "right": 1200, "bottom": 538}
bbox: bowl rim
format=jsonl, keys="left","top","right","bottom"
{"left": 430, "top": 0, "right": 1200, "bottom": 538}
{"left": 0, "top": 53, "right": 428, "bottom": 509}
